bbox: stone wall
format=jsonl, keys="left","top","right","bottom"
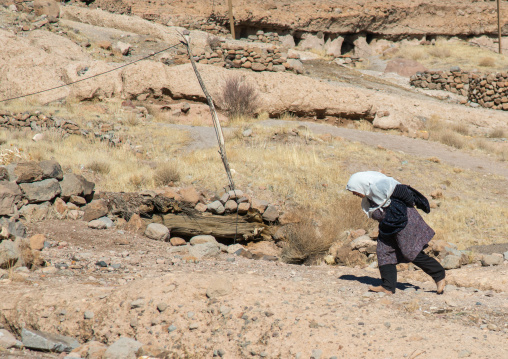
{"left": 409, "top": 69, "right": 472, "bottom": 97}
{"left": 468, "top": 72, "right": 508, "bottom": 111}
{"left": 410, "top": 70, "right": 508, "bottom": 111}
{"left": 171, "top": 43, "right": 304, "bottom": 74}
{"left": 0, "top": 110, "right": 125, "bottom": 146}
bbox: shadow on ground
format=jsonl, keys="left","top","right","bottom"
{"left": 338, "top": 274, "right": 420, "bottom": 291}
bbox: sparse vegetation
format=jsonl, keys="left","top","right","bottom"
{"left": 87, "top": 160, "right": 111, "bottom": 174}
{"left": 478, "top": 56, "right": 496, "bottom": 67}
{"left": 153, "top": 162, "right": 180, "bottom": 186}
{"left": 218, "top": 75, "right": 259, "bottom": 119}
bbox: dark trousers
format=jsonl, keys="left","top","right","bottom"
{"left": 379, "top": 251, "right": 446, "bottom": 293}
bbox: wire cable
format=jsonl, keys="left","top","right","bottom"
{"left": 0, "top": 42, "right": 181, "bottom": 103}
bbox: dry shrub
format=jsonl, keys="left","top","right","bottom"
{"left": 452, "top": 123, "right": 469, "bottom": 136}
{"left": 489, "top": 127, "right": 506, "bottom": 138}
{"left": 428, "top": 46, "right": 451, "bottom": 58}
{"left": 437, "top": 130, "right": 465, "bottom": 149}
{"left": 218, "top": 75, "right": 259, "bottom": 119}
{"left": 128, "top": 173, "right": 148, "bottom": 190}
{"left": 478, "top": 57, "right": 496, "bottom": 67}
{"left": 281, "top": 216, "right": 332, "bottom": 264}
{"left": 153, "top": 162, "right": 180, "bottom": 186}
{"left": 0, "top": 147, "right": 31, "bottom": 165}
{"left": 125, "top": 112, "right": 141, "bottom": 127}
{"left": 281, "top": 195, "right": 372, "bottom": 264}
{"left": 87, "top": 160, "right": 111, "bottom": 174}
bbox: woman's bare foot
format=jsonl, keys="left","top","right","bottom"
{"left": 436, "top": 278, "right": 446, "bottom": 294}
{"left": 368, "top": 285, "right": 393, "bottom": 295}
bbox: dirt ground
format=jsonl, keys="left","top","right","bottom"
{"left": 0, "top": 220, "right": 506, "bottom": 358}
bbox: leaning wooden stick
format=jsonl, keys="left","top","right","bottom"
{"left": 180, "top": 30, "right": 236, "bottom": 192}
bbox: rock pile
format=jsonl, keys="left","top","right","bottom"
{"left": 468, "top": 72, "right": 508, "bottom": 111}
{"left": 245, "top": 30, "right": 281, "bottom": 45}
{"left": 0, "top": 160, "right": 94, "bottom": 269}
{"left": 184, "top": 16, "right": 230, "bottom": 36}
{"left": 410, "top": 69, "right": 508, "bottom": 111}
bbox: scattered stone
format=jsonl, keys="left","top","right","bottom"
{"left": 88, "top": 219, "right": 108, "bottom": 229}
{"left": 262, "top": 205, "right": 279, "bottom": 222}
{"left": 458, "top": 349, "right": 472, "bottom": 358}
{"left": 19, "top": 178, "right": 61, "bottom": 203}
{"left": 170, "top": 237, "right": 186, "bottom": 246}
{"left": 442, "top": 255, "right": 462, "bottom": 269}
{"left": 310, "top": 349, "right": 323, "bottom": 359}
{"left": 0, "top": 329, "right": 22, "bottom": 349}
{"left": 190, "top": 235, "right": 218, "bottom": 246}
{"left": 83, "top": 200, "right": 108, "bottom": 222}
{"left": 350, "top": 235, "right": 377, "bottom": 250}
{"left": 206, "top": 277, "right": 233, "bottom": 298}
{"left": 168, "top": 325, "right": 177, "bottom": 333}
{"left": 103, "top": 337, "right": 143, "bottom": 359}
{"left": 29, "top": 233, "right": 46, "bottom": 251}
{"left": 84, "top": 311, "right": 94, "bottom": 319}
{"left": 130, "top": 299, "right": 144, "bottom": 309}
{"left": 188, "top": 242, "right": 220, "bottom": 259}
{"left": 481, "top": 254, "right": 503, "bottom": 266}
{"left": 145, "top": 223, "right": 170, "bottom": 241}
{"left": 21, "top": 328, "right": 79, "bottom": 353}
{"left": 157, "top": 303, "right": 168, "bottom": 312}
{"left": 207, "top": 200, "right": 225, "bottom": 215}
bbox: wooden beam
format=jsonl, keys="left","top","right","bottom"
{"left": 228, "top": 0, "right": 236, "bottom": 39}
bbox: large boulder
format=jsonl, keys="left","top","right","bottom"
{"left": 0, "top": 182, "right": 22, "bottom": 216}
{"left": 384, "top": 58, "right": 427, "bottom": 77}
{"left": 19, "top": 179, "right": 61, "bottom": 203}
{"left": 59, "top": 174, "right": 94, "bottom": 201}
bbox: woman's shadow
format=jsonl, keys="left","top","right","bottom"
{"left": 338, "top": 274, "right": 420, "bottom": 291}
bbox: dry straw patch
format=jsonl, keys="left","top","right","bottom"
{"left": 385, "top": 38, "right": 508, "bottom": 71}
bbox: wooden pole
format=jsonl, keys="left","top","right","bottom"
{"left": 498, "top": 0, "right": 502, "bottom": 54}
{"left": 228, "top": 0, "right": 236, "bottom": 39}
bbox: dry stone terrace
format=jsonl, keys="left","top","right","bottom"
{"left": 410, "top": 70, "right": 508, "bottom": 111}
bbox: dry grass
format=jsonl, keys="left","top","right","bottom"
{"left": 478, "top": 57, "right": 496, "bottom": 67}
{"left": 437, "top": 130, "right": 466, "bottom": 149}
{"left": 2, "top": 101, "right": 508, "bottom": 251}
{"left": 489, "top": 127, "right": 506, "bottom": 138}
{"left": 384, "top": 39, "right": 508, "bottom": 72}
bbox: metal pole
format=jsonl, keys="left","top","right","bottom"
{"left": 228, "top": 0, "right": 236, "bottom": 39}
{"left": 498, "top": 0, "right": 502, "bottom": 54}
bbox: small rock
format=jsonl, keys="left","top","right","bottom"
{"left": 458, "top": 349, "right": 472, "bottom": 358}
{"left": 144, "top": 223, "right": 169, "bottom": 241}
{"left": 157, "top": 303, "right": 168, "bottom": 312}
{"left": 481, "top": 254, "right": 503, "bottom": 266}
{"left": 206, "top": 277, "right": 233, "bottom": 298}
{"left": 170, "top": 237, "right": 186, "bottom": 246}
{"left": 189, "top": 323, "right": 199, "bottom": 330}
{"left": 103, "top": 337, "right": 143, "bottom": 359}
{"left": 130, "top": 299, "right": 144, "bottom": 309}
{"left": 29, "top": 233, "right": 46, "bottom": 251}
{"left": 310, "top": 349, "right": 323, "bottom": 359}
{"left": 168, "top": 325, "right": 177, "bottom": 333}
{"left": 84, "top": 311, "right": 94, "bottom": 319}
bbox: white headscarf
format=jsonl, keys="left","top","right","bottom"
{"left": 346, "top": 171, "right": 400, "bottom": 218}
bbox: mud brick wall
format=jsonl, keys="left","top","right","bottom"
{"left": 468, "top": 72, "right": 508, "bottom": 111}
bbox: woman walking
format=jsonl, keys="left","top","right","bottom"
{"left": 346, "top": 171, "right": 446, "bottom": 295}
